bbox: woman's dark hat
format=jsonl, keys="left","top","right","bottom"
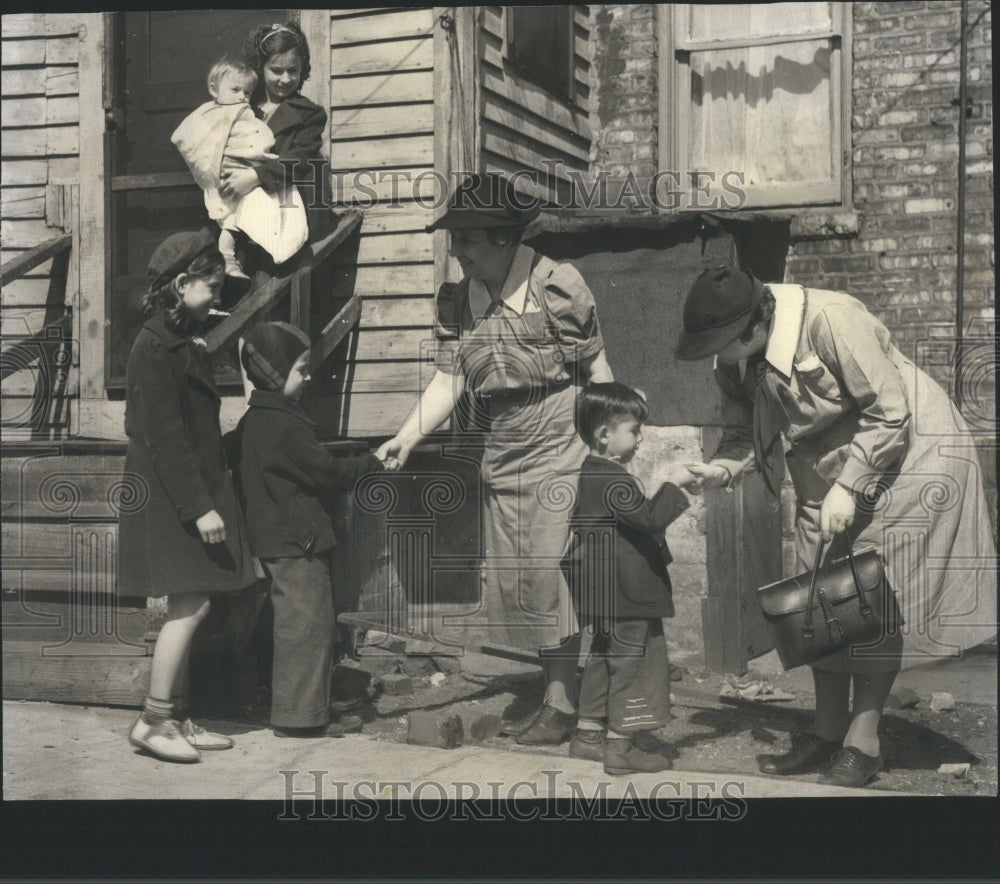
{"left": 425, "top": 173, "right": 541, "bottom": 232}
{"left": 242, "top": 322, "right": 311, "bottom": 392}
{"left": 675, "top": 266, "right": 765, "bottom": 361}
{"left": 146, "top": 228, "right": 218, "bottom": 291}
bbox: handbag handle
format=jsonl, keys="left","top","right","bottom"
{"left": 802, "top": 535, "right": 874, "bottom": 641}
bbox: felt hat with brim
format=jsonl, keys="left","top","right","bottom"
{"left": 425, "top": 172, "right": 541, "bottom": 232}
{"left": 146, "top": 228, "right": 219, "bottom": 291}
{"left": 675, "top": 266, "right": 765, "bottom": 361}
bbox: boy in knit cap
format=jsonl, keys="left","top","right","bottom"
{"left": 228, "top": 322, "right": 384, "bottom": 737}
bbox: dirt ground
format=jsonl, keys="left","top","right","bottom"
{"left": 228, "top": 643, "right": 997, "bottom": 797}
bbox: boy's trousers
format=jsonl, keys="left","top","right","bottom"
{"left": 263, "top": 553, "right": 335, "bottom": 729}
{"left": 578, "top": 618, "right": 670, "bottom": 733}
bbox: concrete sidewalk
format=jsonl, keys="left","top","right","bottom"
{"left": 3, "top": 700, "right": 898, "bottom": 800}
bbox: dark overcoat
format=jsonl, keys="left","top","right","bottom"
{"left": 118, "top": 312, "right": 257, "bottom": 597}
{"left": 565, "top": 455, "right": 689, "bottom": 623}
{"left": 226, "top": 390, "right": 383, "bottom": 560}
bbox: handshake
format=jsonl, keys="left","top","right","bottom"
{"left": 373, "top": 437, "right": 406, "bottom": 472}
{"left": 662, "top": 462, "right": 733, "bottom": 495}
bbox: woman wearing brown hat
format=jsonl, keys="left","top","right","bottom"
{"left": 677, "top": 266, "right": 997, "bottom": 787}
{"left": 377, "top": 173, "right": 615, "bottom": 746}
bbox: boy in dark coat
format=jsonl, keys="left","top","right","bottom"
{"left": 228, "top": 322, "right": 384, "bottom": 737}
{"left": 564, "top": 383, "right": 693, "bottom": 774}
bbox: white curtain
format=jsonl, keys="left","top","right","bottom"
{"left": 689, "top": 39, "right": 834, "bottom": 188}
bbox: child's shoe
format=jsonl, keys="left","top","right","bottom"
{"left": 179, "top": 718, "right": 234, "bottom": 751}
{"left": 224, "top": 256, "right": 250, "bottom": 281}
{"left": 568, "top": 728, "right": 605, "bottom": 762}
{"left": 218, "top": 229, "right": 250, "bottom": 280}
{"left": 129, "top": 715, "right": 201, "bottom": 763}
{"left": 603, "top": 735, "right": 672, "bottom": 775}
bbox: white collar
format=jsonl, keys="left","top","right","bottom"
{"left": 763, "top": 284, "right": 805, "bottom": 379}
{"left": 468, "top": 244, "right": 535, "bottom": 319}
{"left": 712, "top": 283, "right": 804, "bottom": 381}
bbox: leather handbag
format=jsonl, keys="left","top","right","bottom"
{"left": 756, "top": 537, "right": 900, "bottom": 671}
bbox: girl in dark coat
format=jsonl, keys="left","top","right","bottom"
{"left": 218, "top": 21, "right": 334, "bottom": 249}
{"left": 564, "top": 383, "right": 694, "bottom": 775}
{"left": 121, "top": 229, "right": 257, "bottom": 763}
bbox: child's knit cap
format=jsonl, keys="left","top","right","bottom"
{"left": 242, "top": 322, "right": 310, "bottom": 391}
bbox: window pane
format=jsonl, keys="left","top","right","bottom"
{"left": 508, "top": 6, "right": 572, "bottom": 100}
{"left": 688, "top": 3, "right": 832, "bottom": 41}
{"left": 689, "top": 40, "right": 834, "bottom": 189}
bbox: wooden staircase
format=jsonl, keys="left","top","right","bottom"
{"left": 1, "top": 211, "right": 365, "bottom": 707}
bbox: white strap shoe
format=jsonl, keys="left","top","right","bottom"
{"left": 179, "top": 718, "right": 235, "bottom": 751}
{"left": 129, "top": 716, "right": 201, "bottom": 763}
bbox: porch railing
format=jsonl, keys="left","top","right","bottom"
{"left": 204, "top": 209, "right": 364, "bottom": 373}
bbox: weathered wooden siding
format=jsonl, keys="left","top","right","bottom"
{"left": 479, "top": 6, "right": 592, "bottom": 203}
{"left": 325, "top": 7, "right": 439, "bottom": 437}
{"left": 1, "top": 14, "right": 82, "bottom": 440}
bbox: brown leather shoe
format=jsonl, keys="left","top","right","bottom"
{"left": 818, "top": 747, "right": 883, "bottom": 787}
{"left": 568, "top": 728, "right": 605, "bottom": 761}
{"left": 603, "top": 736, "right": 672, "bottom": 775}
{"left": 758, "top": 731, "right": 841, "bottom": 776}
{"left": 515, "top": 705, "right": 576, "bottom": 745}
{"left": 500, "top": 706, "right": 543, "bottom": 736}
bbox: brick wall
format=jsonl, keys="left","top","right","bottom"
{"left": 786, "top": 0, "right": 994, "bottom": 417}
{"left": 587, "top": 3, "right": 995, "bottom": 662}
{"left": 588, "top": 4, "right": 658, "bottom": 181}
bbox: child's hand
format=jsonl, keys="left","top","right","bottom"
{"left": 195, "top": 510, "right": 227, "bottom": 544}
{"left": 665, "top": 464, "right": 697, "bottom": 489}
{"left": 219, "top": 166, "right": 260, "bottom": 200}
{"left": 683, "top": 462, "right": 732, "bottom": 493}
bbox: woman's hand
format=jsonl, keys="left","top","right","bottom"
{"left": 195, "top": 510, "right": 227, "bottom": 544}
{"left": 376, "top": 437, "right": 413, "bottom": 472}
{"left": 820, "top": 482, "right": 856, "bottom": 541}
{"left": 219, "top": 166, "right": 261, "bottom": 201}
{"left": 682, "top": 462, "right": 732, "bottom": 493}
{"left": 665, "top": 464, "right": 697, "bottom": 490}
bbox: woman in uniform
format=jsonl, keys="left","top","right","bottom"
{"left": 678, "top": 266, "right": 997, "bottom": 787}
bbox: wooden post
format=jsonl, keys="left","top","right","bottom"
{"left": 432, "top": 6, "right": 481, "bottom": 296}
{"left": 290, "top": 266, "right": 311, "bottom": 339}
{"left": 700, "top": 426, "right": 782, "bottom": 674}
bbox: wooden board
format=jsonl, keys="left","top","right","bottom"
{"left": 525, "top": 222, "right": 748, "bottom": 427}
{"left": 2, "top": 640, "right": 151, "bottom": 706}
{"left": 353, "top": 263, "right": 434, "bottom": 296}
{"left": 330, "top": 71, "right": 433, "bottom": 106}
{"left": 334, "top": 134, "right": 434, "bottom": 169}
{"left": 1, "top": 187, "right": 47, "bottom": 219}
{"left": 330, "top": 103, "right": 434, "bottom": 140}
{"left": 330, "top": 8, "right": 435, "bottom": 44}
{"left": 338, "top": 612, "right": 537, "bottom": 664}
{"left": 330, "top": 36, "right": 433, "bottom": 77}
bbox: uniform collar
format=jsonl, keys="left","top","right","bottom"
{"left": 468, "top": 244, "right": 536, "bottom": 319}
{"left": 713, "top": 284, "right": 805, "bottom": 382}
{"left": 763, "top": 284, "right": 806, "bottom": 379}
{"left": 248, "top": 388, "right": 317, "bottom": 426}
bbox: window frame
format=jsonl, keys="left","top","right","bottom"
{"left": 657, "top": 2, "right": 853, "bottom": 211}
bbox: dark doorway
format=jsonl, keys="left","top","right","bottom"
{"left": 104, "top": 10, "right": 292, "bottom": 387}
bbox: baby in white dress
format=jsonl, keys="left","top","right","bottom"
{"left": 171, "top": 58, "right": 307, "bottom": 279}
